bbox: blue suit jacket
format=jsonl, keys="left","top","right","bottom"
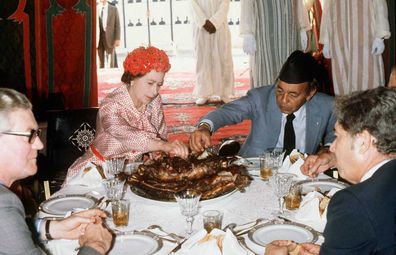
{"left": 203, "top": 85, "right": 336, "bottom": 156}
{"left": 321, "top": 159, "right": 396, "bottom": 254}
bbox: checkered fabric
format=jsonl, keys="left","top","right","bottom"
{"left": 65, "top": 84, "right": 167, "bottom": 181}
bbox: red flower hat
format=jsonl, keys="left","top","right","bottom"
{"left": 123, "top": 46, "right": 171, "bottom": 76}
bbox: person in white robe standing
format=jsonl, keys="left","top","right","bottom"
{"left": 320, "top": 0, "right": 391, "bottom": 95}
{"left": 190, "top": 0, "right": 234, "bottom": 105}
{"left": 240, "top": 0, "right": 310, "bottom": 88}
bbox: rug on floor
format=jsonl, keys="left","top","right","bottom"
{"left": 164, "top": 104, "right": 251, "bottom": 144}
{"left": 98, "top": 68, "right": 251, "bottom": 145}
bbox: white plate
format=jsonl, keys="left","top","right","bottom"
{"left": 296, "top": 179, "right": 349, "bottom": 194}
{"left": 40, "top": 194, "right": 97, "bottom": 216}
{"left": 110, "top": 232, "right": 162, "bottom": 255}
{"left": 248, "top": 221, "right": 318, "bottom": 246}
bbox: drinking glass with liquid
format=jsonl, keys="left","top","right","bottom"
{"left": 202, "top": 210, "right": 223, "bottom": 233}
{"left": 284, "top": 184, "right": 302, "bottom": 210}
{"left": 112, "top": 199, "right": 130, "bottom": 227}
{"left": 260, "top": 153, "right": 274, "bottom": 181}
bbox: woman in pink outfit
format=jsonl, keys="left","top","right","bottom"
{"left": 65, "top": 46, "right": 189, "bottom": 181}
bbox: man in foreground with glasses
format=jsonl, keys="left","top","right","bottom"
{"left": 266, "top": 87, "right": 396, "bottom": 254}
{"left": 0, "top": 88, "right": 112, "bottom": 255}
{"left": 2, "top": 128, "right": 42, "bottom": 144}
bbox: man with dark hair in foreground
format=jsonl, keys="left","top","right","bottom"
{"left": 267, "top": 87, "right": 396, "bottom": 254}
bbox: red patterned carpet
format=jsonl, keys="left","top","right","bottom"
{"left": 98, "top": 67, "right": 251, "bottom": 144}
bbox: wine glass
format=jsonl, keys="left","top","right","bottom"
{"left": 269, "top": 173, "right": 296, "bottom": 215}
{"left": 104, "top": 158, "right": 125, "bottom": 178}
{"left": 174, "top": 189, "right": 202, "bottom": 236}
{"left": 267, "top": 147, "right": 285, "bottom": 171}
{"left": 102, "top": 178, "right": 126, "bottom": 201}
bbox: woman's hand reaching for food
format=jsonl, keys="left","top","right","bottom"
{"left": 163, "top": 140, "right": 189, "bottom": 159}
{"left": 148, "top": 139, "right": 189, "bottom": 159}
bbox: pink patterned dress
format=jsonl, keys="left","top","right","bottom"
{"left": 65, "top": 84, "right": 167, "bottom": 181}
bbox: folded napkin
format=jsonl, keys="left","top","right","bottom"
{"left": 175, "top": 229, "right": 251, "bottom": 255}
{"left": 65, "top": 162, "right": 104, "bottom": 188}
{"left": 326, "top": 187, "right": 340, "bottom": 197}
{"left": 294, "top": 191, "right": 327, "bottom": 232}
{"left": 278, "top": 150, "right": 307, "bottom": 180}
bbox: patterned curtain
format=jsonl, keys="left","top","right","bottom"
{"left": 0, "top": 0, "right": 98, "bottom": 118}
{"left": 0, "top": 0, "right": 35, "bottom": 99}
{"left": 304, "top": 0, "right": 333, "bottom": 95}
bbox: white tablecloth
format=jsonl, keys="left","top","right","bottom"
{"left": 40, "top": 177, "right": 324, "bottom": 254}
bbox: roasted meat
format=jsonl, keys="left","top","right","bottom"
{"left": 126, "top": 154, "right": 251, "bottom": 201}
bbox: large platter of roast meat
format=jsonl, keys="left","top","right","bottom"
{"left": 125, "top": 153, "right": 252, "bottom": 202}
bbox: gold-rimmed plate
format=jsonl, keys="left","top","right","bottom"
{"left": 295, "top": 179, "right": 349, "bottom": 194}
{"left": 39, "top": 194, "right": 98, "bottom": 216}
{"left": 110, "top": 231, "right": 163, "bottom": 255}
{"left": 248, "top": 221, "right": 318, "bottom": 246}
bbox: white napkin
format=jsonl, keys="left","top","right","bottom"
{"left": 65, "top": 162, "right": 104, "bottom": 188}
{"left": 294, "top": 191, "right": 326, "bottom": 232}
{"left": 222, "top": 229, "right": 251, "bottom": 255}
{"left": 278, "top": 150, "right": 307, "bottom": 180}
{"left": 175, "top": 229, "right": 251, "bottom": 255}
{"left": 327, "top": 188, "right": 340, "bottom": 197}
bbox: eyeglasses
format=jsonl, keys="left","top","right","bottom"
{"left": 2, "top": 129, "right": 42, "bottom": 144}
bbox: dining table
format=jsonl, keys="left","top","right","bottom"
{"left": 38, "top": 170, "right": 331, "bottom": 255}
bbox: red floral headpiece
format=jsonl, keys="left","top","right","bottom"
{"left": 123, "top": 46, "right": 171, "bottom": 76}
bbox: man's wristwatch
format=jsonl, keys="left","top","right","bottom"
{"left": 198, "top": 122, "right": 212, "bottom": 135}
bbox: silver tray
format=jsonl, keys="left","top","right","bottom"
{"left": 110, "top": 231, "right": 163, "bottom": 255}
{"left": 248, "top": 221, "right": 318, "bottom": 246}
{"left": 130, "top": 185, "right": 237, "bottom": 204}
{"left": 39, "top": 194, "right": 98, "bottom": 216}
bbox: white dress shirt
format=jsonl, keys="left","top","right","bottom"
{"left": 200, "top": 104, "right": 308, "bottom": 153}
{"left": 276, "top": 104, "right": 306, "bottom": 152}
{"left": 360, "top": 159, "right": 393, "bottom": 182}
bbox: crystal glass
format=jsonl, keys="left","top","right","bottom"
{"left": 104, "top": 158, "right": 125, "bottom": 178}
{"left": 269, "top": 173, "right": 296, "bottom": 215}
{"left": 175, "top": 189, "right": 202, "bottom": 236}
{"left": 266, "top": 147, "right": 285, "bottom": 171}
{"left": 102, "top": 178, "right": 126, "bottom": 201}
{"left": 202, "top": 210, "right": 223, "bottom": 233}
{"left": 284, "top": 183, "right": 302, "bottom": 210}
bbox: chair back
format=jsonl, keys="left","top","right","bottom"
{"left": 44, "top": 108, "right": 99, "bottom": 181}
